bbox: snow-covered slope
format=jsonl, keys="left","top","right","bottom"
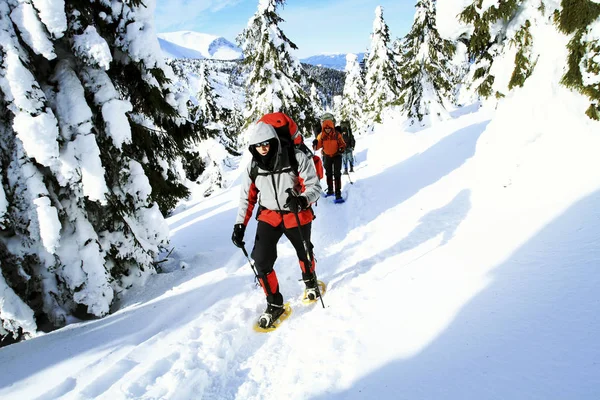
{"left": 301, "top": 53, "right": 365, "bottom": 71}
{"left": 158, "top": 38, "right": 205, "bottom": 59}
{"left": 1, "top": 95, "right": 599, "bottom": 399}
{"left": 1, "top": 17, "right": 599, "bottom": 399}
{"left": 158, "top": 31, "right": 242, "bottom": 60}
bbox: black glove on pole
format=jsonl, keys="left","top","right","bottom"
{"left": 285, "top": 191, "right": 308, "bottom": 213}
{"left": 285, "top": 189, "right": 325, "bottom": 308}
{"left": 232, "top": 224, "right": 259, "bottom": 285}
{"left": 231, "top": 223, "right": 246, "bottom": 248}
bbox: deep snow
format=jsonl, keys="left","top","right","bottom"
{"left": 0, "top": 97, "right": 599, "bottom": 399}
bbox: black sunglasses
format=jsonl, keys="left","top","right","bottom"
{"left": 254, "top": 140, "right": 270, "bottom": 147}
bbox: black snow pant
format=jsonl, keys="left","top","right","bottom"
{"left": 323, "top": 154, "right": 342, "bottom": 196}
{"left": 251, "top": 220, "right": 315, "bottom": 305}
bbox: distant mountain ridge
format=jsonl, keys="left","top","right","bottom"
{"left": 158, "top": 30, "right": 363, "bottom": 70}
{"left": 158, "top": 31, "right": 242, "bottom": 60}
{"left": 300, "top": 53, "right": 366, "bottom": 71}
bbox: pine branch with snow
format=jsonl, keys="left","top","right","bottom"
{"left": 458, "top": 0, "right": 537, "bottom": 100}
{"left": 557, "top": 1, "right": 600, "bottom": 119}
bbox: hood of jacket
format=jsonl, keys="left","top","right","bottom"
{"left": 321, "top": 119, "right": 336, "bottom": 138}
{"left": 248, "top": 122, "right": 282, "bottom": 171}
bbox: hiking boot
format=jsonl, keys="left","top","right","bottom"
{"left": 258, "top": 302, "right": 285, "bottom": 328}
{"left": 343, "top": 169, "right": 348, "bottom": 175}
{"left": 303, "top": 275, "right": 320, "bottom": 301}
{"left": 335, "top": 192, "right": 342, "bottom": 200}
{"left": 349, "top": 167, "right": 354, "bottom": 172}
{"left": 305, "top": 287, "right": 320, "bottom": 301}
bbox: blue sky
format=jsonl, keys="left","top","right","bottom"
{"left": 154, "top": 0, "right": 416, "bottom": 58}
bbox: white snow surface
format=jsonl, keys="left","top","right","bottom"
{"left": 1, "top": 108, "right": 599, "bottom": 398}
{"left": 1, "top": 26, "right": 600, "bottom": 400}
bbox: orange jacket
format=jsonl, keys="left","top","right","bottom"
{"left": 316, "top": 120, "right": 346, "bottom": 157}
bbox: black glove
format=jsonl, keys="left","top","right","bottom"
{"left": 312, "top": 139, "right": 318, "bottom": 150}
{"left": 285, "top": 193, "right": 308, "bottom": 213}
{"left": 231, "top": 223, "right": 246, "bottom": 248}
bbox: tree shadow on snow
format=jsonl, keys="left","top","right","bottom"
{"left": 314, "top": 120, "right": 489, "bottom": 248}
{"left": 328, "top": 189, "right": 471, "bottom": 289}
{"left": 353, "top": 148, "right": 368, "bottom": 166}
{"left": 0, "top": 190, "right": 268, "bottom": 394}
{"left": 311, "top": 189, "right": 600, "bottom": 400}
{"left": 0, "top": 273, "right": 259, "bottom": 396}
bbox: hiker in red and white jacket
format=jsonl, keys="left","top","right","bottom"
{"left": 231, "top": 114, "right": 321, "bottom": 328}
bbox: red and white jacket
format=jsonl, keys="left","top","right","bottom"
{"left": 236, "top": 122, "right": 322, "bottom": 228}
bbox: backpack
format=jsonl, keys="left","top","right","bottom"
{"left": 320, "top": 112, "right": 336, "bottom": 124}
{"left": 250, "top": 112, "right": 324, "bottom": 181}
{"left": 340, "top": 120, "right": 352, "bottom": 136}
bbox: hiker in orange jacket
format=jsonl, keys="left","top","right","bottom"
{"left": 315, "top": 118, "right": 346, "bottom": 200}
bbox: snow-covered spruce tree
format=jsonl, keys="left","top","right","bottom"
{"left": 340, "top": 53, "right": 365, "bottom": 133}
{"left": 364, "top": 6, "right": 402, "bottom": 123}
{"left": 331, "top": 95, "right": 344, "bottom": 121}
{"left": 398, "top": 0, "right": 458, "bottom": 126}
{"left": 0, "top": 0, "right": 201, "bottom": 342}
{"left": 459, "top": 0, "right": 538, "bottom": 99}
{"left": 237, "top": 0, "right": 317, "bottom": 134}
{"left": 195, "top": 63, "right": 221, "bottom": 124}
{"left": 169, "top": 59, "right": 243, "bottom": 156}
{"left": 556, "top": 0, "right": 600, "bottom": 119}
{"left": 309, "top": 83, "right": 324, "bottom": 129}
{"left": 189, "top": 61, "right": 246, "bottom": 195}
{"left": 301, "top": 63, "right": 346, "bottom": 110}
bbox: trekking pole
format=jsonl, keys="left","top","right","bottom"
{"left": 285, "top": 189, "right": 326, "bottom": 308}
{"left": 347, "top": 171, "right": 353, "bottom": 185}
{"left": 241, "top": 245, "right": 260, "bottom": 287}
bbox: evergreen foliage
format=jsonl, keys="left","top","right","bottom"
{"left": 196, "top": 63, "right": 221, "bottom": 123}
{"left": 309, "top": 83, "right": 324, "bottom": 128}
{"left": 508, "top": 20, "right": 535, "bottom": 90}
{"left": 398, "top": 0, "right": 457, "bottom": 125}
{"left": 301, "top": 63, "right": 345, "bottom": 109}
{"left": 557, "top": 0, "right": 600, "bottom": 119}
{"left": 237, "top": 0, "right": 317, "bottom": 133}
{"left": 340, "top": 54, "right": 365, "bottom": 133}
{"left": 459, "top": 0, "right": 528, "bottom": 98}
{"left": 0, "top": 0, "right": 200, "bottom": 343}
{"left": 364, "top": 6, "right": 402, "bottom": 123}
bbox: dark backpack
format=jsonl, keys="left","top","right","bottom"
{"left": 340, "top": 120, "right": 355, "bottom": 148}
{"left": 250, "top": 112, "right": 324, "bottom": 181}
